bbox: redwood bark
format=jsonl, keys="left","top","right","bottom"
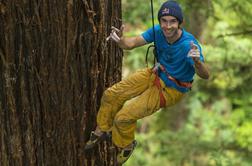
{"left": 0, "top": 0, "right": 122, "bottom": 165}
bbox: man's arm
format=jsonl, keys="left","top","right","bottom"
{"left": 117, "top": 36, "right": 147, "bottom": 50}
{"left": 194, "top": 60, "right": 210, "bottom": 79}
{"left": 188, "top": 42, "right": 210, "bottom": 79}
{"left": 107, "top": 25, "right": 148, "bottom": 50}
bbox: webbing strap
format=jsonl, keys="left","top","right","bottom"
{"left": 159, "top": 65, "right": 193, "bottom": 88}
{"left": 153, "top": 74, "right": 166, "bottom": 108}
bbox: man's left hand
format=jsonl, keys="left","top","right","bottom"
{"left": 188, "top": 41, "right": 200, "bottom": 64}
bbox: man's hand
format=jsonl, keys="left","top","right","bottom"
{"left": 105, "top": 25, "right": 147, "bottom": 50}
{"left": 106, "top": 25, "right": 125, "bottom": 43}
{"left": 188, "top": 41, "right": 210, "bottom": 79}
{"left": 187, "top": 41, "right": 200, "bottom": 64}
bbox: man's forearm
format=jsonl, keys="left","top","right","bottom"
{"left": 117, "top": 37, "right": 137, "bottom": 50}
{"left": 116, "top": 36, "right": 147, "bottom": 50}
{"left": 194, "top": 61, "right": 210, "bottom": 79}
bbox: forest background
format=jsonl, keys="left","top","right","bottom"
{"left": 121, "top": 0, "right": 252, "bottom": 166}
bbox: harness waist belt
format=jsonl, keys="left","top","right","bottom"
{"left": 158, "top": 63, "right": 192, "bottom": 88}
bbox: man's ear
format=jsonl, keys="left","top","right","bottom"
{"left": 179, "top": 22, "right": 184, "bottom": 29}
{"left": 180, "top": 20, "right": 185, "bottom": 27}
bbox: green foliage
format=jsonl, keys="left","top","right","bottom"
{"left": 212, "top": 0, "right": 252, "bottom": 28}
{"left": 122, "top": 0, "right": 163, "bottom": 27}
{"left": 122, "top": 0, "right": 252, "bottom": 165}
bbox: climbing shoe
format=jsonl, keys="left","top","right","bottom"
{"left": 117, "top": 140, "right": 137, "bottom": 164}
{"left": 84, "top": 131, "right": 108, "bottom": 151}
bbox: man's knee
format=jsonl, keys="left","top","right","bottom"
{"left": 114, "top": 113, "right": 135, "bottom": 127}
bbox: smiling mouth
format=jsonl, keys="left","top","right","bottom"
{"left": 164, "top": 28, "right": 173, "bottom": 32}
{"left": 165, "top": 30, "right": 174, "bottom": 35}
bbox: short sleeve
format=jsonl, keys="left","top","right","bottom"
{"left": 141, "top": 25, "right": 160, "bottom": 43}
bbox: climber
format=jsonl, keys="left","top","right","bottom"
{"left": 84, "top": 0, "right": 210, "bottom": 164}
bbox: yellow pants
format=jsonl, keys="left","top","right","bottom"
{"left": 97, "top": 68, "right": 184, "bottom": 148}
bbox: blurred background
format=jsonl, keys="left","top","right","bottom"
{"left": 121, "top": 0, "right": 252, "bottom": 165}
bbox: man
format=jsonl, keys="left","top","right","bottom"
{"left": 85, "top": 0, "right": 210, "bottom": 164}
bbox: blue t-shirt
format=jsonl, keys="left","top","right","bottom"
{"left": 142, "top": 25, "right": 204, "bottom": 93}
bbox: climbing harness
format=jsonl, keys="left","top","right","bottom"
{"left": 152, "top": 66, "right": 166, "bottom": 107}
{"left": 152, "top": 63, "right": 192, "bottom": 108}
{"left": 155, "top": 63, "right": 193, "bottom": 88}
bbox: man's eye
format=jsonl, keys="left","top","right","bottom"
{"left": 161, "top": 19, "right": 167, "bottom": 23}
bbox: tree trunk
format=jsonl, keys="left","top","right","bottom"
{"left": 0, "top": 0, "right": 122, "bottom": 165}
{"left": 182, "top": 0, "right": 212, "bottom": 40}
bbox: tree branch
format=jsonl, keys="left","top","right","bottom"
{"left": 217, "top": 30, "right": 252, "bottom": 38}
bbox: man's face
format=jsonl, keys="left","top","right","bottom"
{"left": 159, "top": 15, "right": 179, "bottom": 39}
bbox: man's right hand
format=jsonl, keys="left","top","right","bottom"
{"left": 106, "top": 25, "right": 125, "bottom": 43}
{"left": 106, "top": 25, "right": 147, "bottom": 50}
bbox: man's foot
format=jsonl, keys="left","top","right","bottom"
{"left": 117, "top": 140, "right": 137, "bottom": 164}
{"left": 84, "top": 131, "right": 108, "bottom": 151}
